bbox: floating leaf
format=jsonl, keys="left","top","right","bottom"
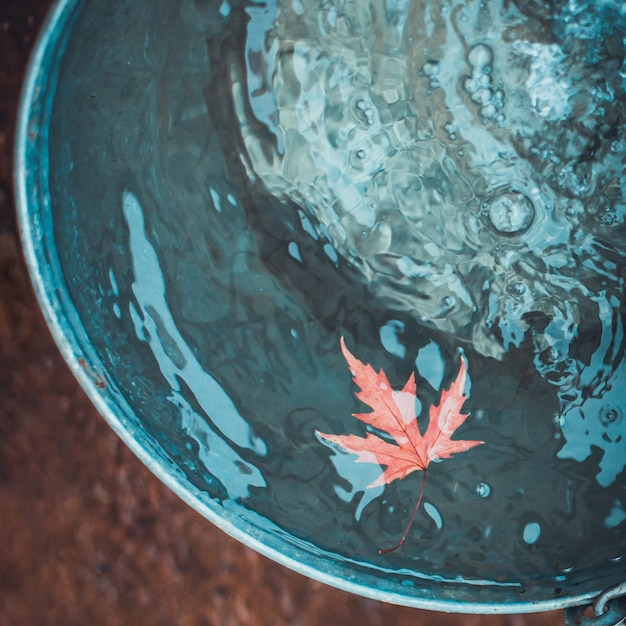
{"left": 317, "top": 337, "right": 484, "bottom": 553}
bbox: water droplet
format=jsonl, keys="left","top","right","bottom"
{"left": 523, "top": 522, "right": 541, "bottom": 545}
{"left": 487, "top": 191, "right": 535, "bottom": 235}
{"left": 476, "top": 482, "right": 491, "bottom": 498}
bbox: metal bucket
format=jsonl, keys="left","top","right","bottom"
{"left": 15, "top": 0, "right": 626, "bottom": 617}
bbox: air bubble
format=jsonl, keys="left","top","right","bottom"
{"left": 442, "top": 295, "right": 456, "bottom": 308}
{"left": 600, "top": 407, "right": 622, "bottom": 427}
{"left": 464, "top": 77, "right": 478, "bottom": 93}
{"left": 422, "top": 60, "right": 440, "bottom": 77}
{"left": 487, "top": 191, "right": 535, "bottom": 235}
{"left": 476, "top": 482, "right": 491, "bottom": 498}
{"left": 481, "top": 103, "right": 497, "bottom": 119}
{"left": 468, "top": 44, "right": 493, "bottom": 69}
{"left": 471, "top": 88, "right": 493, "bottom": 106}
{"left": 354, "top": 99, "right": 376, "bottom": 125}
{"left": 478, "top": 72, "right": 492, "bottom": 87}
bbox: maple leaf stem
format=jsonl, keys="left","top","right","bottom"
{"left": 379, "top": 469, "right": 428, "bottom": 555}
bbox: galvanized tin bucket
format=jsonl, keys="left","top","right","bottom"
{"left": 15, "top": 0, "right": 626, "bottom": 618}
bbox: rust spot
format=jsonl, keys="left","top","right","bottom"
{"left": 78, "top": 357, "right": 106, "bottom": 389}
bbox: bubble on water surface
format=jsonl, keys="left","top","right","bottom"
{"left": 486, "top": 190, "right": 535, "bottom": 235}
{"left": 600, "top": 407, "right": 622, "bottom": 428}
{"left": 468, "top": 44, "right": 493, "bottom": 70}
{"left": 476, "top": 482, "right": 491, "bottom": 498}
{"left": 422, "top": 59, "right": 440, "bottom": 77}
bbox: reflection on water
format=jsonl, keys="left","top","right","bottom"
{"left": 122, "top": 190, "right": 266, "bottom": 499}
{"left": 224, "top": 0, "right": 626, "bottom": 489}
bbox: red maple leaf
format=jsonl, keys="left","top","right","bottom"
{"left": 317, "top": 337, "right": 484, "bottom": 553}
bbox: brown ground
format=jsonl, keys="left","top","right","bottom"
{"left": 0, "top": 1, "right": 565, "bottom": 624}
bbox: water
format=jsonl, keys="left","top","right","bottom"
{"left": 227, "top": 0, "right": 626, "bottom": 487}
{"left": 47, "top": 0, "right": 626, "bottom": 603}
